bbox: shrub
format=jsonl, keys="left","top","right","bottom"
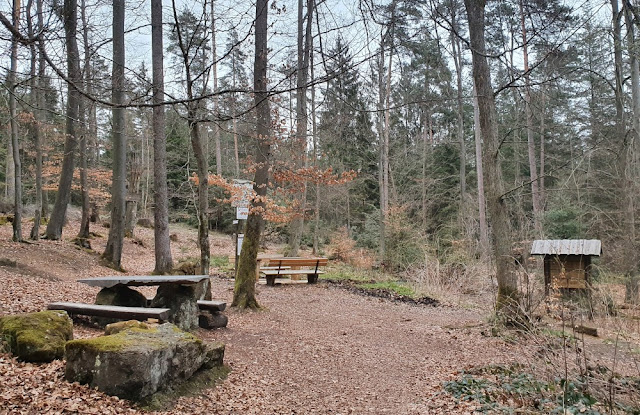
{"left": 383, "top": 206, "right": 426, "bottom": 271}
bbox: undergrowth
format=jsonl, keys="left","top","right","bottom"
{"left": 444, "top": 365, "right": 616, "bottom": 414}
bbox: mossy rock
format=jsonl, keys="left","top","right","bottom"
{"left": 0, "top": 310, "right": 73, "bottom": 362}
{"left": 65, "top": 323, "right": 220, "bottom": 401}
{"left": 104, "top": 320, "right": 154, "bottom": 336}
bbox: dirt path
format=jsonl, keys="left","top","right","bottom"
{"left": 178, "top": 281, "right": 515, "bottom": 414}
{"left": 0, "top": 220, "right": 524, "bottom": 413}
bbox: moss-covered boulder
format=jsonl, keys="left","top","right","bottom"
{"left": 65, "top": 323, "right": 223, "bottom": 401}
{"left": 0, "top": 310, "right": 73, "bottom": 362}
{"left": 104, "top": 320, "right": 154, "bottom": 335}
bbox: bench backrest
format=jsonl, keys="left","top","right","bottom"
{"left": 266, "top": 258, "right": 328, "bottom": 268}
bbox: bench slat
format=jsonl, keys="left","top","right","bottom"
{"left": 264, "top": 258, "right": 328, "bottom": 267}
{"left": 261, "top": 270, "right": 326, "bottom": 276}
{"left": 47, "top": 302, "right": 170, "bottom": 321}
{"left": 197, "top": 300, "right": 226, "bottom": 312}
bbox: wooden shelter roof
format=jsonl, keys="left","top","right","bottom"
{"left": 530, "top": 239, "right": 601, "bottom": 256}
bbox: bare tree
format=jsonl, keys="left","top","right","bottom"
{"left": 211, "top": 0, "right": 222, "bottom": 176}
{"left": 623, "top": 0, "right": 640, "bottom": 302}
{"left": 102, "top": 0, "right": 127, "bottom": 269}
{"left": 45, "top": 0, "right": 80, "bottom": 241}
{"left": 8, "top": 0, "right": 22, "bottom": 242}
{"left": 75, "top": 0, "right": 92, "bottom": 248}
{"left": 170, "top": 2, "right": 211, "bottom": 280}
{"left": 288, "top": 0, "right": 314, "bottom": 256}
{"left": 464, "top": 0, "right": 521, "bottom": 321}
{"left": 151, "top": 0, "right": 173, "bottom": 274}
{"left": 519, "top": 0, "right": 541, "bottom": 235}
{"left": 28, "top": 0, "right": 44, "bottom": 240}
{"left": 232, "top": 0, "right": 270, "bottom": 309}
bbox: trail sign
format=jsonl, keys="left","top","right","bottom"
{"left": 236, "top": 207, "right": 249, "bottom": 220}
{"left": 232, "top": 179, "right": 253, "bottom": 208}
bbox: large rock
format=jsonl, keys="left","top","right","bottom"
{"left": 0, "top": 310, "right": 73, "bottom": 362}
{"left": 198, "top": 311, "right": 228, "bottom": 329}
{"left": 104, "top": 320, "right": 154, "bottom": 336}
{"left": 94, "top": 285, "right": 148, "bottom": 326}
{"left": 150, "top": 284, "right": 198, "bottom": 330}
{"left": 65, "top": 323, "right": 223, "bottom": 401}
{"left": 95, "top": 285, "right": 147, "bottom": 308}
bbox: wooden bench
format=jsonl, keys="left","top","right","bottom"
{"left": 197, "top": 300, "right": 226, "bottom": 312}
{"left": 48, "top": 302, "right": 171, "bottom": 321}
{"left": 260, "top": 257, "right": 328, "bottom": 286}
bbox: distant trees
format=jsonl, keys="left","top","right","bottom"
{"left": 3, "top": 0, "right": 640, "bottom": 314}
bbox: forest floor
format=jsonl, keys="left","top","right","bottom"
{"left": 0, "top": 214, "right": 639, "bottom": 414}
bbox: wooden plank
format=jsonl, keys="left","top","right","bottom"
{"left": 259, "top": 266, "right": 292, "bottom": 270}
{"left": 261, "top": 270, "right": 326, "bottom": 276}
{"left": 77, "top": 275, "right": 209, "bottom": 288}
{"left": 574, "top": 325, "right": 598, "bottom": 337}
{"left": 267, "top": 259, "right": 328, "bottom": 267}
{"left": 47, "top": 302, "right": 170, "bottom": 320}
{"left": 197, "top": 300, "right": 226, "bottom": 312}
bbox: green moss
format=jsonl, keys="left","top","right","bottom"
{"left": 0, "top": 310, "right": 72, "bottom": 362}
{"left": 67, "top": 333, "right": 134, "bottom": 353}
{"left": 357, "top": 281, "right": 416, "bottom": 298}
{"left": 322, "top": 266, "right": 372, "bottom": 282}
{"left": 140, "top": 365, "right": 231, "bottom": 411}
{"left": 68, "top": 325, "right": 202, "bottom": 354}
{"left": 0, "top": 216, "right": 9, "bottom": 226}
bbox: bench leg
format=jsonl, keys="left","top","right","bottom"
{"left": 266, "top": 275, "right": 276, "bottom": 286}
{"left": 307, "top": 274, "right": 318, "bottom": 284}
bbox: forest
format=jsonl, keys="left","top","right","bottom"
{"left": 1, "top": 0, "right": 640, "bottom": 412}
{"left": 1, "top": 0, "right": 638, "bottom": 312}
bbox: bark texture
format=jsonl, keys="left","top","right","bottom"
{"left": 45, "top": 0, "right": 80, "bottom": 240}
{"left": 151, "top": 0, "right": 173, "bottom": 274}
{"left": 102, "top": 0, "right": 126, "bottom": 269}
{"left": 232, "top": 0, "right": 270, "bottom": 309}
{"left": 465, "top": 0, "right": 521, "bottom": 321}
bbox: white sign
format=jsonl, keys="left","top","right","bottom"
{"left": 232, "top": 180, "right": 253, "bottom": 208}
{"left": 237, "top": 234, "right": 244, "bottom": 256}
{"left": 236, "top": 207, "right": 249, "bottom": 220}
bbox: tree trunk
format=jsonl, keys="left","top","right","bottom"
{"left": 451, "top": 7, "right": 466, "bottom": 203}
{"left": 27, "top": 0, "right": 42, "bottom": 241}
{"left": 5, "top": 138, "right": 14, "bottom": 204}
{"left": 538, "top": 88, "right": 546, "bottom": 210}
{"left": 623, "top": 2, "right": 639, "bottom": 303}
{"left": 211, "top": 0, "right": 222, "bottom": 176}
{"left": 151, "top": 0, "right": 173, "bottom": 274}
{"left": 75, "top": 0, "right": 91, "bottom": 249}
{"left": 465, "top": 0, "right": 521, "bottom": 321}
{"left": 45, "top": 0, "right": 80, "bottom": 240}
{"left": 103, "top": 0, "right": 127, "bottom": 270}
{"left": 190, "top": 114, "right": 210, "bottom": 277}
{"left": 232, "top": 0, "right": 269, "bottom": 309}
{"left": 473, "top": 84, "right": 489, "bottom": 258}
{"left": 288, "top": 0, "right": 314, "bottom": 257}
{"left": 170, "top": 0, "right": 211, "bottom": 279}
{"left": 9, "top": 0, "right": 22, "bottom": 242}
{"left": 519, "top": 0, "right": 541, "bottom": 235}
{"left": 311, "top": 47, "right": 320, "bottom": 255}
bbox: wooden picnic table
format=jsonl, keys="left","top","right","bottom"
{"left": 77, "top": 275, "right": 209, "bottom": 288}
{"left": 74, "top": 275, "right": 211, "bottom": 330}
